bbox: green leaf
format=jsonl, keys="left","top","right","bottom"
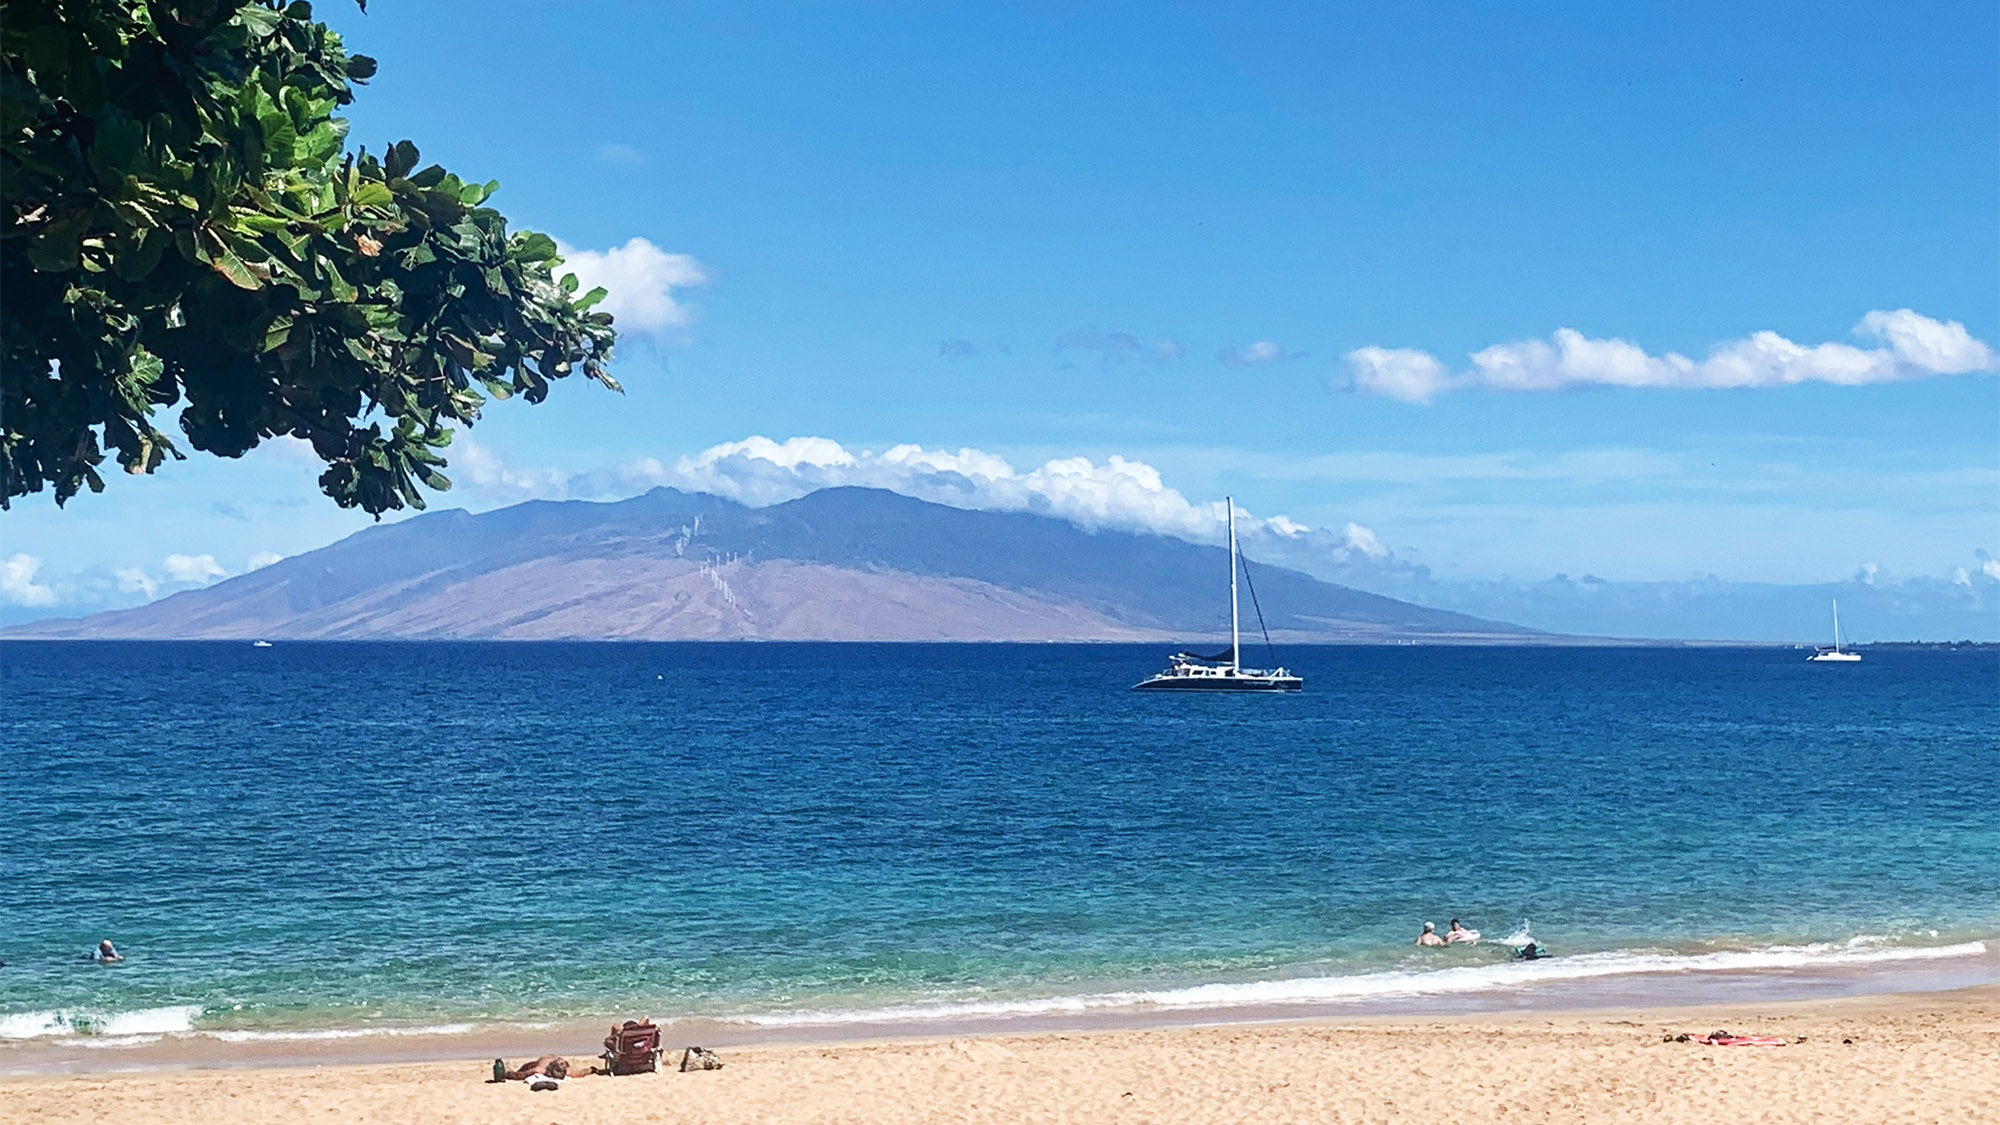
{"left": 234, "top": 212, "right": 295, "bottom": 236}
{"left": 387, "top": 139, "right": 419, "bottom": 178}
{"left": 512, "top": 231, "right": 558, "bottom": 262}
{"left": 322, "top": 258, "right": 357, "bottom": 302}
{"left": 27, "top": 209, "right": 94, "bottom": 271}
{"left": 105, "top": 197, "right": 160, "bottom": 233}
{"left": 238, "top": 6, "right": 282, "bottom": 38}
{"left": 210, "top": 246, "right": 265, "bottom": 289}
{"left": 350, "top": 181, "right": 392, "bottom": 208}
{"left": 88, "top": 112, "right": 145, "bottom": 180}
{"left": 299, "top": 119, "right": 346, "bottom": 165}
{"left": 117, "top": 229, "right": 171, "bottom": 282}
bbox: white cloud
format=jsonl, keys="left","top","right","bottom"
{"left": 258, "top": 435, "right": 323, "bottom": 464}
{"left": 1, "top": 553, "right": 58, "bottom": 606}
{"left": 553, "top": 237, "right": 709, "bottom": 333}
{"left": 1984, "top": 560, "right": 2000, "bottom": 582}
{"left": 1218, "top": 340, "right": 1305, "bottom": 368}
{"left": 248, "top": 550, "right": 284, "bottom": 571}
{"left": 115, "top": 567, "right": 159, "bottom": 599}
{"left": 1343, "top": 310, "right": 1996, "bottom": 401}
{"left": 666, "top": 436, "right": 859, "bottom": 507}
{"left": 1340, "top": 522, "right": 1389, "bottom": 560}
{"left": 876, "top": 443, "right": 1015, "bottom": 480}
{"left": 164, "top": 553, "right": 228, "bottom": 586}
{"left": 456, "top": 438, "right": 576, "bottom": 501}
{"left": 1857, "top": 309, "right": 1994, "bottom": 372}
{"left": 662, "top": 435, "right": 1392, "bottom": 568}
{"left": 1344, "top": 346, "right": 1454, "bottom": 403}
{"left": 449, "top": 433, "right": 1395, "bottom": 572}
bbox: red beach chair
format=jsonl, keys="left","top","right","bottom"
{"left": 602, "top": 1018, "right": 663, "bottom": 1075}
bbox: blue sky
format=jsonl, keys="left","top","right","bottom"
{"left": 5, "top": 0, "right": 1997, "bottom": 637}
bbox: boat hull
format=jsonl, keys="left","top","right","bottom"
{"left": 1131, "top": 673, "right": 1303, "bottom": 692}
{"left": 1807, "top": 651, "right": 1861, "bottom": 663}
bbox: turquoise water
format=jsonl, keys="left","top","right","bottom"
{"left": 1, "top": 642, "right": 1994, "bottom": 1044}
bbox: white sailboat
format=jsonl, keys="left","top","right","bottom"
{"left": 1806, "top": 599, "right": 1861, "bottom": 663}
{"left": 1132, "top": 497, "right": 1302, "bottom": 692}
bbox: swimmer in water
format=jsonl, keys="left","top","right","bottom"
{"left": 1445, "top": 919, "right": 1480, "bottom": 944}
{"left": 1415, "top": 921, "right": 1445, "bottom": 946}
{"left": 94, "top": 939, "right": 123, "bottom": 963}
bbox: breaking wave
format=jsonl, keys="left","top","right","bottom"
{"left": 735, "top": 937, "right": 1992, "bottom": 1027}
{"left": 0, "top": 1004, "right": 205, "bottom": 1040}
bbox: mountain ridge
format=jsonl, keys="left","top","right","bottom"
{"left": 4, "top": 487, "right": 1539, "bottom": 642}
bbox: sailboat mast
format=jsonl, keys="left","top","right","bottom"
{"left": 1227, "top": 497, "right": 1240, "bottom": 672}
{"left": 1832, "top": 598, "right": 1841, "bottom": 654}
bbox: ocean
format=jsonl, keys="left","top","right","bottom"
{"left": 2, "top": 641, "right": 1995, "bottom": 1056}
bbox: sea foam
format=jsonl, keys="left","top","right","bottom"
{"left": 0, "top": 1007, "right": 479, "bottom": 1046}
{"left": 0, "top": 1004, "right": 204, "bottom": 1039}
{"left": 200, "top": 1022, "right": 478, "bottom": 1043}
{"left": 735, "top": 938, "right": 1992, "bottom": 1027}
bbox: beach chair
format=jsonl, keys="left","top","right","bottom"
{"left": 601, "top": 1019, "right": 663, "bottom": 1075}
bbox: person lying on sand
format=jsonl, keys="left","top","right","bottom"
{"left": 495, "top": 1055, "right": 582, "bottom": 1082}
{"left": 1416, "top": 922, "right": 1445, "bottom": 946}
{"left": 1445, "top": 919, "right": 1480, "bottom": 944}
{"left": 93, "top": 939, "right": 123, "bottom": 963}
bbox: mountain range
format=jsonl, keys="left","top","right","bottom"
{"left": 3, "top": 487, "right": 1538, "bottom": 642}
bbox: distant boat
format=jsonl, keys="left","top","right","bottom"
{"left": 1806, "top": 599, "right": 1860, "bottom": 663}
{"left": 1133, "top": 497, "right": 1302, "bottom": 692}
{"left": 252, "top": 639, "right": 274, "bottom": 648}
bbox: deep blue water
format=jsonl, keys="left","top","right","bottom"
{"left": 1, "top": 642, "right": 1995, "bottom": 1041}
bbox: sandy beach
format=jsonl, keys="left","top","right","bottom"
{"left": 6, "top": 985, "right": 1996, "bottom": 1124}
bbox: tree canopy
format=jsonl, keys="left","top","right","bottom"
{"left": 1, "top": 0, "right": 616, "bottom": 515}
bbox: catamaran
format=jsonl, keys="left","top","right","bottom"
{"left": 1132, "top": 497, "right": 1302, "bottom": 692}
{"left": 1806, "top": 598, "right": 1860, "bottom": 663}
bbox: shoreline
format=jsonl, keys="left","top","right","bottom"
{"left": 6, "top": 984, "right": 1996, "bottom": 1124}
{"left": 6, "top": 950, "right": 1995, "bottom": 1077}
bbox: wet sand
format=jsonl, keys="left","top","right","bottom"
{"left": 4, "top": 984, "right": 1996, "bottom": 1123}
